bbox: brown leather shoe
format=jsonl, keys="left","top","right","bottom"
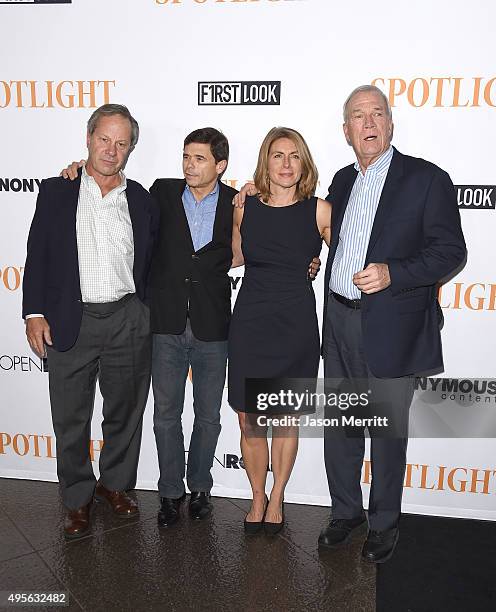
{"left": 64, "top": 502, "right": 92, "bottom": 539}
{"left": 95, "top": 482, "right": 138, "bottom": 518}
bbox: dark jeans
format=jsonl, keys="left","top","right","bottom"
{"left": 152, "top": 320, "right": 227, "bottom": 499}
{"left": 323, "top": 294, "right": 414, "bottom": 531}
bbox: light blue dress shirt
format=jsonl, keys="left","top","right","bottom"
{"left": 182, "top": 182, "right": 219, "bottom": 252}
{"left": 330, "top": 146, "right": 394, "bottom": 299}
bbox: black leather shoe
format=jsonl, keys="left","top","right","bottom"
{"left": 189, "top": 492, "right": 213, "bottom": 520}
{"left": 361, "top": 527, "right": 399, "bottom": 564}
{"left": 318, "top": 514, "right": 366, "bottom": 549}
{"left": 157, "top": 493, "right": 186, "bottom": 528}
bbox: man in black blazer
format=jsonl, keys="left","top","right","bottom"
{"left": 318, "top": 85, "right": 466, "bottom": 562}
{"left": 149, "top": 128, "right": 237, "bottom": 526}
{"left": 23, "top": 104, "right": 158, "bottom": 539}
{"left": 59, "top": 128, "right": 239, "bottom": 526}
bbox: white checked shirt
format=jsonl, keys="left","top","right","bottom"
{"left": 76, "top": 166, "right": 135, "bottom": 303}
{"left": 330, "top": 146, "right": 393, "bottom": 300}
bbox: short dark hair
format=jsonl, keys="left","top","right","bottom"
{"left": 87, "top": 104, "right": 139, "bottom": 149}
{"left": 183, "top": 127, "right": 229, "bottom": 164}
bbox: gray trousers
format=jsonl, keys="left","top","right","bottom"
{"left": 47, "top": 294, "right": 151, "bottom": 510}
{"left": 323, "top": 294, "right": 414, "bottom": 531}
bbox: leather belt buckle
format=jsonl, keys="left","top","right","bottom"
{"left": 332, "top": 292, "right": 361, "bottom": 310}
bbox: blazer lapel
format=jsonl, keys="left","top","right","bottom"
{"left": 62, "top": 173, "right": 83, "bottom": 295}
{"left": 196, "top": 180, "right": 226, "bottom": 253}
{"left": 365, "top": 147, "right": 404, "bottom": 261}
{"left": 126, "top": 181, "right": 148, "bottom": 278}
{"left": 324, "top": 167, "right": 357, "bottom": 295}
{"left": 328, "top": 168, "right": 357, "bottom": 261}
{"left": 174, "top": 179, "right": 195, "bottom": 251}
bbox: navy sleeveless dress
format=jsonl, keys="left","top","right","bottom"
{"left": 228, "top": 195, "right": 322, "bottom": 412}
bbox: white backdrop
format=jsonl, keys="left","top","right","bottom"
{"left": 1, "top": 0, "right": 495, "bottom": 521}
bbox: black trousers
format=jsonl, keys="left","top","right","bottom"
{"left": 323, "top": 294, "right": 414, "bottom": 531}
{"left": 47, "top": 294, "right": 151, "bottom": 510}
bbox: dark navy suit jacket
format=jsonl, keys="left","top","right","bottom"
{"left": 22, "top": 172, "right": 159, "bottom": 352}
{"left": 323, "top": 148, "right": 466, "bottom": 378}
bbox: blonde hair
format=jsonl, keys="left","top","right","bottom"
{"left": 253, "top": 127, "right": 318, "bottom": 202}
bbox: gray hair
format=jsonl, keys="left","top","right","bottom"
{"left": 343, "top": 85, "right": 392, "bottom": 122}
{"left": 87, "top": 104, "right": 139, "bottom": 149}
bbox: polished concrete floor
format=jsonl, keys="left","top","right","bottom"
{"left": 0, "top": 479, "right": 375, "bottom": 611}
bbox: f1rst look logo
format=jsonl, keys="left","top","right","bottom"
{"left": 456, "top": 185, "right": 495, "bottom": 210}
{"left": 198, "top": 81, "right": 281, "bottom": 106}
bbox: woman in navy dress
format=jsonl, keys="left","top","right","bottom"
{"left": 229, "top": 127, "right": 331, "bottom": 534}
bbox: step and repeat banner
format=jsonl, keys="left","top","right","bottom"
{"left": 1, "top": 0, "right": 495, "bottom": 520}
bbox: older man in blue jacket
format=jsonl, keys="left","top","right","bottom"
{"left": 318, "top": 85, "right": 466, "bottom": 563}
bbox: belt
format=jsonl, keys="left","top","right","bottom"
{"left": 331, "top": 292, "right": 361, "bottom": 310}
{"left": 82, "top": 293, "right": 136, "bottom": 316}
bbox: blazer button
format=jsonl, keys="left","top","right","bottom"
{"left": 192, "top": 254, "right": 199, "bottom": 260}
{"left": 185, "top": 278, "right": 190, "bottom": 283}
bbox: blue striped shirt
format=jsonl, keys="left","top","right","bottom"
{"left": 182, "top": 182, "right": 219, "bottom": 252}
{"left": 329, "top": 146, "right": 393, "bottom": 299}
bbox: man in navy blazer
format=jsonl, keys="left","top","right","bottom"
{"left": 22, "top": 104, "right": 158, "bottom": 539}
{"left": 318, "top": 85, "right": 466, "bottom": 562}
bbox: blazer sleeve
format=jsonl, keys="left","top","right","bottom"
{"left": 387, "top": 167, "right": 467, "bottom": 295}
{"left": 22, "top": 180, "right": 51, "bottom": 318}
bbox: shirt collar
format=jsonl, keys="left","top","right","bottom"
{"left": 82, "top": 164, "right": 127, "bottom": 194}
{"left": 184, "top": 181, "right": 219, "bottom": 203}
{"left": 354, "top": 145, "right": 393, "bottom": 177}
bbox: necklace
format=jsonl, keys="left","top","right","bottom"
{"left": 267, "top": 197, "right": 298, "bottom": 207}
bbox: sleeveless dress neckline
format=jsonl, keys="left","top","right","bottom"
{"left": 256, "top": 196, "right": 308, "bottom": 209}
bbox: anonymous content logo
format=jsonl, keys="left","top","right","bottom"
{"left": 0, "top": 80, "right": 115, "bottom": 109}
{"left": 372, "top": 77, "right": 496, "bottom": 108}
{"left": 0, "top": 1, "right": 71, "bottom": 4}
{"left": 410, "top": 378, "right": 496, "bottom": 438}
{"left": 0, "top": 177, "right": 41, "bottom": 193}
{"left": 198, "top": 81, "right": 281, "bottom": 106}
{"left": 438, "top": 282, "right": 496, "bottom": 311}
{"left": 457, "top": 186, "right": 495, "bottom": 210}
